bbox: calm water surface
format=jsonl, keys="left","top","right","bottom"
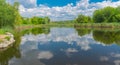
{"left": 1, "top": 27, "right": 120, "bottom": 65}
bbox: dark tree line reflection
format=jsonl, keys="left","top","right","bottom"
{"left": 76, "top": 28, "right": 91, "bottom": 36}
{"left": 21, "top": 27, "right": 50, "bottom": 35}
{"left": 75, "top": 28, "right": 120, "bottom": 45}
{"left": 93, "top": 30, "right": 120, "bottom": 45}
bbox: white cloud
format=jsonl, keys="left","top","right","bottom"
{"left": 114, "top": 60, "right": 120, "bottom": 65}
{"left": 18, "top": 0, "right": 120, "bottom": 21}
{"left": 7, "top": 0, "right": 120, "bottom": 21}
{"left": 61, "top": 48, "right": 78, "bottom": 57}
{"left": 38, "top": 51, "right": 53, "bottom": 60}
{"left": 110, "top": 53, "right": 120, "bottom": 65}
{"left": 7, "top": 0, "right": 37, "bottom": 8}
{"left": 64, "top": 48, "right": 78, "bottom": 53}
{"left": 111, "top": 53, "right": 120, "bottom": 58}
{"left": 100, "top": 56, "right": 109, "bottom": 61}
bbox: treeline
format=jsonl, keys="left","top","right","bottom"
{"left": 21, "top": 16, "right": 50, "bottom": 25}
{"left": 75, "top": 6, "right": 120, "bottom": 23}
{"left": 0, "top": 0, "right": 50, "bottom": 29}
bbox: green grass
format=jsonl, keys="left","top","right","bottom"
{"left": 0, "top": 29, "right": 6, "bottom": 34}
{"left": 74, "top": 23, "right": 120, "bottom": 28}
{"left": 15, "top": 23, "right": 120, "bottom": 32}
{"left": 5, "top": 36, "right": 10, "bottom": 41}
{"left": 0, "top": 27, "right": 14, "bottom": 34}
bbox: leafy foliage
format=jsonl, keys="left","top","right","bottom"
{"left": 31, "top": 16, "right": 50, "bottom": 24}
{"left": 93, "top": 6, "right": 120, "bottom": 23}
{"left": 21, "top": 16, "right": 50, "bottom": 25}
{"left": 75, "top": 6, "right": 120, "bottom": 23}
{"left": 75, "top": 14, "right": 92, "bottom": 23}
{"left": 0, "top": 0, "right": 51, "bottom": 29}
{"left": 0, "top": 0, "right": 21, "bottom": 28}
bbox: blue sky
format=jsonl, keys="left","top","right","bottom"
{"left": 37, "top": 0, "right": 119, "bottom": 7}
{"left": 37, "top": 0, "right": 80, "bottom": 7}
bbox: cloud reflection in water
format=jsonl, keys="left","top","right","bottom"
{"left": 21, "top": 28, "right": 98, "bottom": 51}
{"left": 9, "top": 27, "right": 120, "bottom": 65}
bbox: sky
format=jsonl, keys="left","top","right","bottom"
{"left": 6, "top": 0, "right": 120, "bottom": 21}
{"left": 37, "top": 0, "right": 119, "bottom": 7}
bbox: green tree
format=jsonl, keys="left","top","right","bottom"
{"left": 93, "top": 6, "right": 120, "bottom": 23}
{"left": 75, "top": 14, "right": 92, "bottom": 23}
{"left": 31, "top": 16, "right": 38, "bottom": 24}
{"left": 44, "top": 17, "right": 50, "bottom": 24}
{"left": 14, "top": 2, "right": 22, "bottom": 25}
{"left": 30, "top": 16, "right": 50, "bottom": 24}
{"left": 114, "top": 6, "right": 120, "bottom": 22}
{"left": 0, "top": 0, "right": 21, "bottom": 28}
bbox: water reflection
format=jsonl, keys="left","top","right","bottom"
{"left": 22, "top": 28, "right": 94, "bottom": 51}
{"left": 93, "top": 30, "right": 120, "bottom": 45}
{"left": 21, "top": 27, "right": 50, "bottom": 35}
{"left": 1, "top": 27, "right": 120, "bottom": 65}
{"left": 76, "top": 28, "right": 91, "bottom": 36}
{"left": 0, "top": 32, "right": 21, "bottom": 65}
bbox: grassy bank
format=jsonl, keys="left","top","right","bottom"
{"left": 74, "top": 23, "right": 120, "bottom": 29}
{"left": 16, "top": 23, "right": 120, "bottom": 29}
{"left": 0, "top": 27, "right": 14, "bottom": 34}
{"left": 13, "top": 23, "right": 120, "bottom": 33}
{"left": 15, "top": 23, "right": 74, "bottom": 31}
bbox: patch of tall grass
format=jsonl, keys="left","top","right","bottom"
{"left": 0, "top": 26, "right": 14, "bottom": 34}
{"left": 74, "top": 23, "right": 120, "bottom": 28}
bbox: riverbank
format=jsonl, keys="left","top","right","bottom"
{"left": 74, "top": 23, "right": 120, "bottom": 29}
{"left": 15, "top": 23, "right": 120, "bottom": 30}
{"left": 1, "top": 23, "right": 120, "bottom": 49}
{"left": 0, "top": 32, "right": 15, "bottom": 49}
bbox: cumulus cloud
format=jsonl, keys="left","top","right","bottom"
{"left": 38, "top": 51, "right": 53, "bottom": 60}
{"left": 64, "top": 48, "right": 78, "bottom": 53}
{"left": 7, "top": 0, "right": 120, "bottom": 21}
{"left": 7, "top": 0, "right": 37, "bottom": 8}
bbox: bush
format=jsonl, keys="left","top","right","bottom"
{"left": 75, "top": 14, "right": 92, "bottom": 23}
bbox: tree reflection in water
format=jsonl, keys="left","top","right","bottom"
{"left": 20, "top": 27, "right": 50, "bottom": 36}
{"left": 93, "top": 30, "right": 120, "bottom": 45}
{"left": 75, "top": 28, "right": 91, "bottom": 36}
{"left": 0, "top": 32, "right": 21, "bottom": 65}
{"left": 75, "top": 28, "right": 120, "bottom": 45}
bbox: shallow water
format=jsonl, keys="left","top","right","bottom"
{"left": 1, "top": 27, "right": 120, "bottom": 65}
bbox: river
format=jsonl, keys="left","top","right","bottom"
{"left": 1, "top": 27, "right": 120, "bottom": 65}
